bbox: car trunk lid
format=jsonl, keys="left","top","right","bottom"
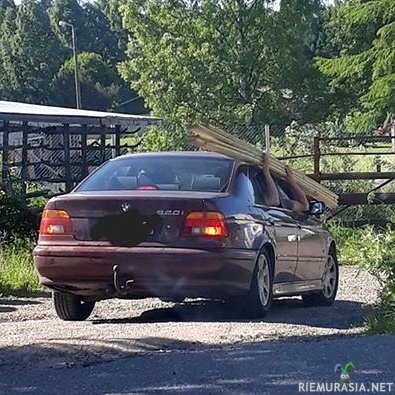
{"left": 53, "top": 191, "right": 227, "bottom": 246}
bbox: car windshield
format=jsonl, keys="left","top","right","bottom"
{"left": 75, "top": 155, "right": 234, "bottom": 192}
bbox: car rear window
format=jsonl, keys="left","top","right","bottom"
{"left": 75, "top": 156, "right": 234, "bottom": 192}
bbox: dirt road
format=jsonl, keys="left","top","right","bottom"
{"left": 0, "top": 266, "right": 380, "bottom": 373}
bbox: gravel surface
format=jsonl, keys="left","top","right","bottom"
{"left": 0, "top": 266, "right": 381, "bottom": 372}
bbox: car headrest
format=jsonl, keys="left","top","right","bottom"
{"left": 138, "top": 172, "right": 154, "bottom": 186}
{"left": 192, "top": 175, "right": 221, "bottom": 191}
{"left": 117, "top": 176, "right": 138, "bottom": 189}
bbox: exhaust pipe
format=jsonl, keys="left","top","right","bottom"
{"left": 113, "top": 265, "right": 135, "bottom": 296}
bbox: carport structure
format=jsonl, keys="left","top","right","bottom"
{"left": 0, "top": 101, "right": 161, "bottom": 197}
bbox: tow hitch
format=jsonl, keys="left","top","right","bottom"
{"left": 113, "top": 265, "right": 134, "bottom": 295}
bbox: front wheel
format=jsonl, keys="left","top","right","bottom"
{"left": 302, "top": 249, "right": 339, "bottom": 307}
{"left": 53, "top": 291, "right": 95, "bottom": 321}
{"left": 245, "top": 249, "right": 274, "bottom": 318}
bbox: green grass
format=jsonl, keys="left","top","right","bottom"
{"left": 366, "top": 300, "right": 395, "bottom": 334}
{"left": 331, "top": 224, "right": 395, "bottom": 334}
{"left": 0, "top": 238, "right": 43, "bottom": 296}
{"left": 328, "top": 224, "right": 370, "bottom": 266}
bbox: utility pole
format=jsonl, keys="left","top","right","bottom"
{"left": 59, "top": 21, "right": 82, "bottom": 109}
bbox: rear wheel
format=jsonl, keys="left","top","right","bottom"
{"left": 302, "top": 249, "right": 339, "bottom": 307}
{"left": 245, "top": 249, "right": 274, "bottom": 318}
{"left": 53, "top": 291, "right": 95, "bottom": 321}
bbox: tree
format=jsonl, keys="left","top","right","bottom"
{"left": 317, "top": 0, "right": 395, "bottom": 132}
{"left": 48, "top": 0, "right": 143, "bottom": 112}
{"left": 117, "top": 0, "right": 329, "bottom": 131}
{"left": 51, "top": 51, "right": 119, "bottom": 110}
{"left": 0, "top": 2, "right": 17, "bottom": 100}
{"left": 0, "top": 0, "right": 63, "bottom": 104}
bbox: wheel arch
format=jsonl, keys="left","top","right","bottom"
{"left": 328, "top": 239, "right": 337, "bottom": 257}
{"left": 248, "top": 242, "right": 276, "bottom": 289}
{"left": 262, "top": 242, "right": 276, "bottom": 268}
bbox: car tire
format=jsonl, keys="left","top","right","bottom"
{"left": 302, "top": 248, "right": 339, "bottom": 307}
{"left": 53, "top": 291, "right": 95, "bottom": 321}
{"left": 245, "top": 249, "right": 274, "bottom": 318}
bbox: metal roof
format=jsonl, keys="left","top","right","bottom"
{"left": 0, "top": 100, "right": 161, "bottom": 127}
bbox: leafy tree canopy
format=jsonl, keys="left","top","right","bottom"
{"left": 118, "top": 0, "right": 329, "bottom": 130}
{"left": 0, "top": 0, "right": 141, "bottom": 112}
{"left": 51, "top": 51, "right": 119, "bottom": 110}
{"left": 0, "top": 0, "right": 62, "bottom": 103}
{"left": 317, "top": 0, "right": 395, "bottom": 132}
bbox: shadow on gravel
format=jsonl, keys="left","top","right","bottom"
{"left": 0, "top": 289, "right": 50, "bottom": 298}
{"left": 92, "top": 298, "right": 370, "bottom": 329}
{"left": 0, "top": 298, "right": 44, "bottom": 306}
{"left": 2, "top": 333, "right": 395, "bottom": 395}
{"left": 0, "top": 306, "right": 16, "bottom": 313}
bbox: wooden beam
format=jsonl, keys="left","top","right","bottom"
{"left": 62, "top": 123, "right": 72, "bottom": 192}
{"left": 314, "top": 172, "right": 395, "bottom": 181}
{"left": 188, "top": 124, "right": 339, "bottom": 209}
{"left": 1, "top": 121, "right": 9, "bottom": 183}
{"left": 339, "top": 192, "right": 395, "bottom": 205}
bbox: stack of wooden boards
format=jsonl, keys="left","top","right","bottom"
{"left": 187, "top": 124, "right": 339, "bottom": 209}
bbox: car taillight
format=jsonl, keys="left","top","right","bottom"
{"left": 39, "top": 209, "right": 73, "bottom": 236}
{"left": 182, "top": 211, "right": 228, "bottom": 237}
{"left": 137, "top": 185, "right": 158, "bottom": 190}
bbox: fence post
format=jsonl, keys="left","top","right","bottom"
{"left": 21, "top": 121, "right": 28, "bottom": 196}
{"left": 100, "top": 126, "right": 106, "bottom": 162}
{"left": 81, "top": 125, "right": 88, "bottom": 179}
{"left": 115, "top": 125, "right": 121, "bottom": 157}
{"left": 264, "top": 124, "right": 270, "bottom": 154}
{"left": 313, "top": 136, "right": 321, "bottom": 182}
{"left": 391, "top": 121, "right": 395, "bottom": 154}
{"left": 63, "top": 123, "right": 72, "bottom": 192}
{"left": 1, "top": 121, "right": 9, "bottom": 184}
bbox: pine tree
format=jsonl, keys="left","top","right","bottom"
{"left": 317, "top": 0, "right": 395, "bottom": 131}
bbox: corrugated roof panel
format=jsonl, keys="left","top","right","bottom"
{"left": 0, "top": 101, "right": 161, "bottom": 126}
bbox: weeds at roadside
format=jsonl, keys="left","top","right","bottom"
{"left": 346, "top": 226, "right": 395, "bottom": 334}
{"left": 0, "top": 237, "right": 43, "bottom": 297}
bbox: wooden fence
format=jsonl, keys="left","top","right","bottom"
{"left": 0, "top": 108, "right": 159, "bottom": 198}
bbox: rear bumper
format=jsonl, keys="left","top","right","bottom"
{"left": 33, "top": 245, "right": 257, "bottom": 299}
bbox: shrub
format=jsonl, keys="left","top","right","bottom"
{"left": 328, "top": 224, "right": 367, "bottom": 265}
{"left": 329, "top": 224, "right": 395, "bottom": 333}
{"left": 0, "top": 187, "right": 41, "bottom": 243}
{"left": 352, "top": 226, "right": 395, "bottom": 333}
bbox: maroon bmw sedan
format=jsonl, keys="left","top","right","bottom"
{"left": 33, "top": 152, "right": 338, "bottom": 321}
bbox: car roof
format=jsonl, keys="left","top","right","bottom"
{"left": 110, "top": 151, "right": 233, "bottom": 161}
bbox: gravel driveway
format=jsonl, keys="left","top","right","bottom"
{"left": 0, "top": 266, "right": 381, "bottom": 371}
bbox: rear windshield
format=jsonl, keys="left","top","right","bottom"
{"left": 75, "top": 156, "right": 234, "bottom": 192}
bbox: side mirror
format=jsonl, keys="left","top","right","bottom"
{"left": 309, "top": 201, "right": 325, "bottom": 216}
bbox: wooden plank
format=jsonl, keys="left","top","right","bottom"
{"left": 81, "top": 125, "right": 88, "bottom": 179}
{"left": 1, "top": 121, "right": 9, "bottom": 183}
{"left": 316, "top": 172, "right": 395, "bottom": 181}
{"left": 115, "top": 125, "right": 121, "bottom": 157}
{"left": 62, "top": 123, "right": 72, "bottom": 192}
{"left": 21, "top": 121, "right": 28, "bottom": 196}
{"left": 339, "top": 192, "right": 395, "bottom": 205}
{"left": 188, "top": 124, "right": 339, "bottom": 208}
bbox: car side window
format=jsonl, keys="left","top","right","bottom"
{"left": 275, "top": 177, "right": 294, "bottom": 211}
{"left": 233, "top": 165, "right": 255, "bottom": 203}
{"left": 248, "top": 165, "right": 270, "bottom": 206}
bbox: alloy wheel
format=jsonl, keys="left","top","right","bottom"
{"left": 257, "top": 254, "right": 271, "bottom": 307}
{"left": 322, "top": 255, "right": 337, "bottom": 298}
